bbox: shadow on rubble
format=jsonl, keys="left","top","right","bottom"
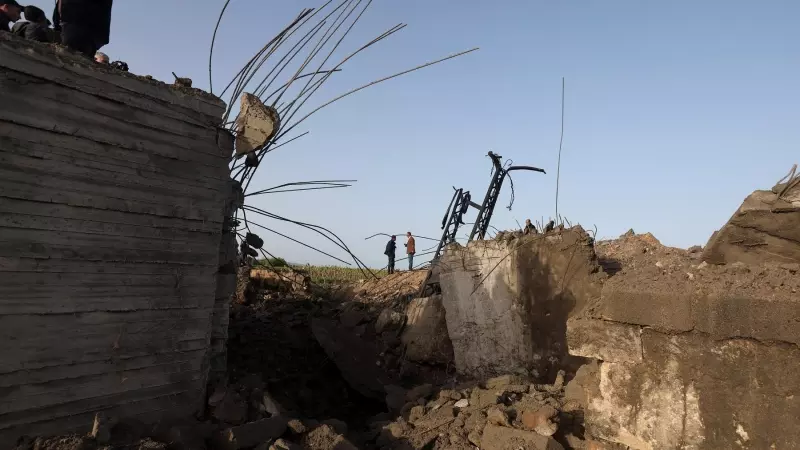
{"left": 226, "top": 294, "right": 386, "bottom": 427}
{"left": 514, "top": 234, "right": 598, "bottom": 384}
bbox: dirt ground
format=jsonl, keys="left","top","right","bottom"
{"left": 595, "top": 229, "right": 799, "bottom": 298}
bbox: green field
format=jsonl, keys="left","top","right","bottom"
{"left": 254, "top": 258, "right": 387, "bottom": 285}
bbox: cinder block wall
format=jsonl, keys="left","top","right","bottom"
{"left": 0, "top": 34, "right": 233, "bottom": 444}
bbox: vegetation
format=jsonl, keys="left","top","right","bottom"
{"left": 254, "top": 258, "right": 387, "bottom": 285}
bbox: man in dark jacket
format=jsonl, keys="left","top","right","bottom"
{"left": 53, "top": 0, "right": 113, "bottom": 58}
{"left": 12, "top": 6, "right": 55, "bottom": 42}
{"left": 384, "top": 236, "right": 397, "bottom": 275}
{"left": 0, "top": 0, "right": 23, "bottom": 32}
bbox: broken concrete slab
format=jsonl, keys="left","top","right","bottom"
{"left": 375, "top": 308, "right": 405, "bottom": 334}
{"left": 481, "top": 424, "right": 564, "bottom": 450}
{"left": 400, "top": 295, "right": 454, "bottom": 365}
{"left": 301, "top": 424, "right": 357, "bottom": 450}
{"left": 438, "top": 227, "right": 601, "bottom": 379}
{"left": 702, "top": 181, "right": 800, "bottom": 265}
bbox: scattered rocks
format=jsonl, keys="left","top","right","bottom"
{"left": 408, "top": 405, "right": 426, "bottom": 422}
{"left": 520, "top": 405, "right": 559, "bottom": 436}
{"left": 285, "top": 419, "right": 307, "bottom": 435}
{"left": 486, "top": 407, "right": 510, "bottom": 426}
{"left": 454, "top": 398, "right": 470, "bottom": 408}
{"left": 321, "top": 418, "right": 348, "bottom": 435}
{"left": 485, "top": 374, "right": 524, "bottom": 389}
{"left": 481, "top": 424, "right": 564, "bottom": 450}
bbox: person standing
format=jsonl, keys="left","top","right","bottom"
{"left": 384, "top": 235, "right": 397, "bottom": 275}
{"left": 523, "top": 219, "right": 537, "bottom": 235}
{"left": 405, "top": 232, "right": 416, "bottom": 270}
{"left": 12, "top": 6, "right": 55, "bottom": 42}
{"left": 53, "top": 0, "right": 113, "bottom": 58}
{"left": 0, "top": 0, "right": 23, "bottom": 32}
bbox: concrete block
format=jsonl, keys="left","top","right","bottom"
{"left": 401, "top": 295, "right": 454, "bottom": 364}
{"left": 694, "top": 293, "right": 800, "bottom": 345}
{"left": 597, "top": 287, "right": 695, "bottom": 332}
{"left": 439, "top": 227, "right": 602, "bottom": 378}
{"left": 567, "top": 318, "right": 643, "bottom": 363}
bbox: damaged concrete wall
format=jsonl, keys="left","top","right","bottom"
{"left": 702, "top": 181, "right": 800, "bottom": 265}
{"left": 567, "top": 261, "right": 800, "bottom": 449}
{"left": 0, "top": 34, "right": 233, "bottom": 444}
{"left": 438, "top": 227, "right": 600, "bottom": 380}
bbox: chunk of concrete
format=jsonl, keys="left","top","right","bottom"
{"left": 234, "top": 93, "right": 280, "bottom": 156}
{"left": 301, "top": 424, "right": 357, "bottom": 450}
{"left": 481, "top": 424, "right": 564, "bottom": 450}
{"left": 375, "top": 308, "right": 405, "bottom": 334}
{"left": 400, "top": 295, "right": 454, "bottom": 364}
{"left": 702, "top": 185, "right": 800, "bottom": 265}
{"left": 567, "top": 318, "right": 643, "bottom": 363}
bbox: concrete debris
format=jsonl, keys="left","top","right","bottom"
{"left": 486, "top": 407, "right": 510, "bottom": 426}
{"left": 321, "top": 419, "right": 348, "bottom": 436}
{"left": 27, "top": 200, "right": 797, "bottom": 450}
{"left": 702, "top": 175, "right": 800, "bottom": 265}
{"left": 285, "top": 419, "right": 307, "bottom": 435}
{"left": 520, "top": 405, "right": 559, "bottom": 436}
{"left": 90, "top": 413, "right": 112, "bottom": 444}
{"left": 400, "top": 295, "right": 454, "bottom": 365}
{"left": 375, "top": 308, "right": 405, "bottom": 334}
{"left": 454, "top": 399, "right": 469, "bottom": 408}
{"left": 234, "top": 92, "right": 280, "bottom": 156}
{"left": 301, "top": 425, "right": 358, "bottom": 450}
{"left": 258, "top": 438, "right": 301, "bottom": 450}
{"left": 481, "top": 424, "right": 564, "bottom": 450}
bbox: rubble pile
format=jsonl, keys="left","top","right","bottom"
{"left": 16, "top": 174, "right": 800, "bottom": 449}
{"left": 368, "top": 373, "right": 608, "bottom": 450}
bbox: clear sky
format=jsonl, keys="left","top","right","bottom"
{"left": 28, "top": 1, "right": 799, "bottom": 268}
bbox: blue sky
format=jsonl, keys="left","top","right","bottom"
{"left": 28, "top": 1, "right": 799, "bottom": 268}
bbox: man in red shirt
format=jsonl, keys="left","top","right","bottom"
{"left": 405, "top": 232, "right": 416, "bottom": 271}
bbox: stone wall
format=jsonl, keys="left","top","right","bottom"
{"left": 438, "top": 227, "right": 600, "bottom": 381}
{"left": 0, "top": 34, "right": 233, "bottom": 444}
{"left": 567, "top": 264, "right": 800, "bottom": 449}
